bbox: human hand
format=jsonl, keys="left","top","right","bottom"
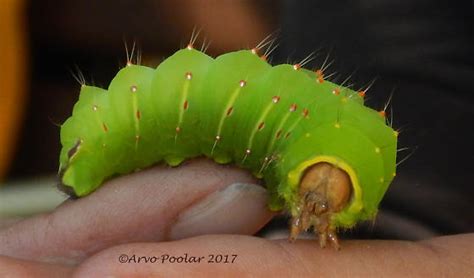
{"left": 0, "top": 159, "right": 472, "bottom": 277}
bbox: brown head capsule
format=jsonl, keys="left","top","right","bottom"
{"left": 289, "top": 162, "right": 352, "bottom": 249}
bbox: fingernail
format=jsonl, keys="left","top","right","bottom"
{"left": 169, "top": 183, "right": 274, "bottom": 240}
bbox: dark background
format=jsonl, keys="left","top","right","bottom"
{"left": 6, "top": 0, "right": 474, "bottom": 238}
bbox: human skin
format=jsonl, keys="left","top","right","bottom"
{"left": 0, "top": 159, "right": 473, "bottom": 277}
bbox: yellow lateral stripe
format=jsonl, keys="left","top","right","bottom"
{"left": 177, "top": 80, "right": 190, "bottom": 128}
{"left": 286, "top": 112, "right": 306, "bottom": 134}
{"left": 265, "top": 111, "right": 291, "bottom": 155}
{"left": 216, "top": 86, "right": 242, "bottom": 136}
{"left": 246, "top": 100, "right": 275, "bottom": 150}
{"left": 132, "top": 94, "right": 139, "bottom": 135}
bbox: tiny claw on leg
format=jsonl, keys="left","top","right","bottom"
{"left": 287, "top": 162, "right": 351, "bottom": 250}
{"left": 318, "top": 231, "right": 328, "bottom": 248}
{"left": 328, "top": 231, "right": 340, "bottom": 250}
{"left": 289, "top": 217, "right": 300, "bottom": 242}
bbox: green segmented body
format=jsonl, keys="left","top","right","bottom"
{"left": 59, "top": 48, "right": 397, "bottom": 229}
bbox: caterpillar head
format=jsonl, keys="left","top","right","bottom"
{"left": 289, "top": 162, "right": 352, "bottom": 249}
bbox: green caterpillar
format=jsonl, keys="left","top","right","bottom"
{"left": 59, "top": 41, "right": 397, "bottom": 249}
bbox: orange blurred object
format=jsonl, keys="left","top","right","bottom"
{"left": 0, "top": 0, "right": 27, "bottom": 181}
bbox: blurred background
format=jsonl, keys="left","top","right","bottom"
{"left": 0, "top": 0, "right": 473, "bottom": 238}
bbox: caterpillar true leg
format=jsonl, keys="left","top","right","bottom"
{"left": 289, "top": 162, "right": 352, "bottom": 250}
